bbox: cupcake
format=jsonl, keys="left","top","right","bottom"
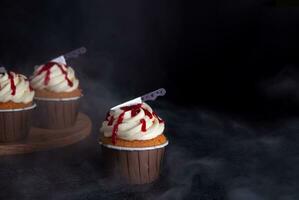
{"left": 100, "top": 102, "right": 168, "bottom": 184}
{"left": 30, "top": 61, "right": 82, "bottom": 129}
{"left": 0, "top": 70, "right": 35, "bottom": 142}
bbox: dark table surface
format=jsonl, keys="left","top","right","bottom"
{"left": 0, "top": 100, "right": 298, "bottom": 200}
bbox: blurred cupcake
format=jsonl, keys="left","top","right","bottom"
{"left": 100, "top": 102, "right": 168, "bottom": 184}
{"left": 30, "top": 62, "right": 82, "bottom": 129}
{"left": 0, "top": 70, "right": 35, "bottom": 142}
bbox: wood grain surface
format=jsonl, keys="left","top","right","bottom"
{"left": 0, "top": 113, "right": 92, "bottom": 156}
{"left": 102, "top": 146, "right": 166, "bottom": 184}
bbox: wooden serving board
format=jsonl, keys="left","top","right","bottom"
{"left": 0, "top": 113, "right": 92, "bottom": 156}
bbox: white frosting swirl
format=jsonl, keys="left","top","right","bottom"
{"left": 30, "top": 62, "right": 79, "bottom": 93}
{"left": 100, "top": 103, "right": 165, "bottom": 141}
{"left": 0, "top": 72, "right": 34, "bottom": 104}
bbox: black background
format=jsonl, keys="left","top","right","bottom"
{"left": 1, "top": 0, "right": 299, "bottom": 116}
{"left": 1, "top": 0, "right": 299, "bottom": 199}
{"left": 1, "top": 0, "right": 298, "bottom": 115}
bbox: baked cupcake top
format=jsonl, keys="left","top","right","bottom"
{"left": 30, "top": 62, "right": 79, "bottom": 93}
{"left": 100, "top": 103, "right": 165, "bottom": 144}
{"left": 0, "top": 71, "right": 34, "bottom": 104}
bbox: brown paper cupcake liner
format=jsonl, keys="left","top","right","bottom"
{"left": 0, "top": 104, "right": 36, "bottom": 142}
{"left": 101, "top": 141, "right": 168, "bottom": 184}
{"left": 33, "top": 96, "right": 81, "bottom": 129}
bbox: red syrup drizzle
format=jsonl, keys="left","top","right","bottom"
{"left": 111, "top": 111, "right": 126, "bottom": 144}
{"left": 8, "top": 72, "right": 16, "bottom": 95}
{"left": 108, "top": 116, "right": 114, "bottom": 126}
{"left": 37, "top": 62, "right": 73, "bottom": 86}
{"left": 109, "top": 104, "right": 163, "bottom": 144}
{"left": 56, "top": 63, "right": 73, "bottom": 87}
{"left": 105, "top": 112, "right": 114, "bottom": 127}
{"left": 37, "top": 62, "right": 53, "bottom": 85}
{"left": 121, "top": 103, "right": 142, "bottom": 114}
{"left": 131, "top": 107, "right": 140, "bottom": 117}
{"left": 110, "top": 104, "right": 142, "bottom": 144}
{"left": 142, "top": 108, "right": 153, "bottom": 119}
{"left": 140, "top": 119, "right": 146, "bottom": 132}
{"left": 29, "top": 85, "right": 33, "bottom": 92}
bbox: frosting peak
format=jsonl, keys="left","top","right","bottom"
{"left": 0, "top": 71, "right": 34, "bottom": 104}
{"left": 30, "top": 62, "right": 79, "bottom": 93}
{"left": 100, "top": 103, "right": 165, "bottom": 144}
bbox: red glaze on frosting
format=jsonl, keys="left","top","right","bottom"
{"left": 37, "top": 62, "right": 73, "bottom": 87}
{"left": 140, "top": 119, "right": 147, "bottom": 132}
{"left": 37, "top": 62, "right": 53, "bottom": 85}
{"left": 8, "top": 72, "right": 16, "bottom": 96}
{"left": 108, "top": 103, "right": 164, "bottom": 144}
{"left": 142, "top": 107, "right": 153, "bottom": 119}
{"left": 110, "top": 104, "right": 143, "bottom": 144}
{"left": 121, "top": 104, "right": 142, "bottom": 116}
{"left": 111, "top": 111, "right": 126, "bottom": 144}
{"left": 56, "top": 63, "right": 73, "bottom": 87}
{"left": 29, "top": 85, "right": 33, "bottom": 92}
{"left": 108, "top": 116, "right": 114, "bottom": 126}
{"left": 131, "top": 107, "right": 140, "bottom": 117}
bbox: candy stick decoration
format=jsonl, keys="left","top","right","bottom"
{"left": 111, "top": 88, "right": 166, "bottom": 110}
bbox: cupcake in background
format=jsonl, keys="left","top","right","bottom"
{"left": 0, "top": 69, "right": 35, "bottom": 142}
{"left": 100, "top": 102, "right": 168, "bottom": 184}
{"left": 30, "top": 61, "right": 82, "bottom": 129}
